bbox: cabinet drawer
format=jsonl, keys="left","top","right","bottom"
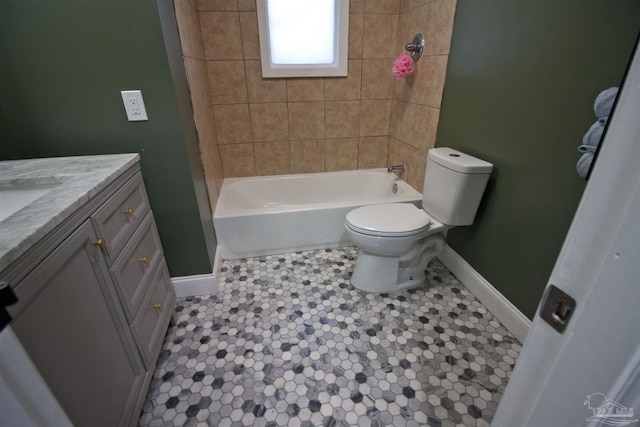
{"left": 91, "top": 172, "right": 150, "bottom": 263}
{"left": 131, "top": 262, "right": 176, "bottom": 369}
{"left": 111, "top": 212, "right": 164, "bottom": 321}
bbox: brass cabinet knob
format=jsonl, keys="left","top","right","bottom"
{"left": 124, "top": 208, "right": 134, "bottom": 216}
{"left": 153, "top": 303, "right": 162, "bottom": 310}
{"left": 137, "top": 256, "right": 149, "bottom": 263}
{"left": 93, "top": 238, "right": 106, "bottom": 248}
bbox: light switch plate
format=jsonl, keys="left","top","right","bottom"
{"left": 120, "top": 90, "right": 148, "bottom": 121}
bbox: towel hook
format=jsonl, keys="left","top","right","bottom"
{"left": 404, "top": 33, "right": 424, "bottom": 62}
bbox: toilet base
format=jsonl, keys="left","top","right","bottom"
{"left": 350, "top": 234, "right": 445, "bottom": 293}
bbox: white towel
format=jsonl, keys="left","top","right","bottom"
{"left": 594, "top": 87, "right": 618, "bottom": 119}
{"left": 576, "top": 152, "right": 593, "bottom": 178}
{"left": 577, "top": 87, "right": 618, "bottom": 179}
{"left": 578, "top": 119, "right": 606, "bottom": 153}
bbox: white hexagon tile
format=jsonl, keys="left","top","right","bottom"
{"left": 138, "top": 247, "right": 522, "bottom": 427}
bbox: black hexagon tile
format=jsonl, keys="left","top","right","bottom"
{"left": 138, "top": 247, "right": 521, "bottom": 427}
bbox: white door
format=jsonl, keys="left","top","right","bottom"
{"left": 492, "top": 42, "right": 640, "bottom": 427}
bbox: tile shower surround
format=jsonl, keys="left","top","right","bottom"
{"left": 139, "top": 247, "right": 521, "bottom": 427}
{"left": 173, "top": 0, "right": 457, "bottom": 212}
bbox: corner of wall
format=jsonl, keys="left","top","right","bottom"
{"left": 172, "top": 246, "right": 221, "bottom": 298}
{"left": 438, "top": 244, "right": 531, "bottom": 343}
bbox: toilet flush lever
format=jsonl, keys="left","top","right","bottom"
{"left": 539, "top": 284, "right": 576, "bottom": 333}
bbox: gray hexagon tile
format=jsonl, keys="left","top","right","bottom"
{"left": 138, "top": 247, "right": 522, "bottom": 427}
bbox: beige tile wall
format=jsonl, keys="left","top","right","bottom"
{"left": 175, "top": 0, "right": 456, "bottom": 206}
{"left": 174, "top": 0, "right": 224, "bottom": 213}
{"left": 197, "top": 0, "right": 398, "bottom": 178}
{"left": 389, "top": 0, "right": 456, "bottom": 192}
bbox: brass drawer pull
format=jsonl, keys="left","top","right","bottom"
{"left": 153, "top": 303, "right": 162, "bottom": 310}
{"left": 93, "top": 238, "right": 106, "bottom": 248}
{"left": 124, "top": 208, "right": 134, "bottom": 216}
{"left": 137, "top": 256, "right": 149, "bottom": 263}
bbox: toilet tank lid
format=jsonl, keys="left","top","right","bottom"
{"left": 428, "top": 147, "right": 493, "bottom": 173}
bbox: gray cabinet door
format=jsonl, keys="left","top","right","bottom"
{"left": 10, "top": 221, "right": 144, "bottom": 427}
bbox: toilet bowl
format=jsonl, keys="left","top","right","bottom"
{"left": 345, "top": 147, "right": 493, "bottom": 293}
{"left": 345, "top": 203, "right": 448, "bottom": 292}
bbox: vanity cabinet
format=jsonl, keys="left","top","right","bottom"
{"left": 10, "top": 221, "right": 145, "bottom": 427}
{"left": 4, "top": 164, "right": 175, "bottom": 427}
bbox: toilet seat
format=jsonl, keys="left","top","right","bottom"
{"left": 345, "top": 203, "right": 431, "bottom": 237}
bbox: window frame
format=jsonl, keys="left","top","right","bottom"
{"left": 256, "top": 0, "right": 350, "bottom": 78}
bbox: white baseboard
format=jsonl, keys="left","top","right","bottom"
{"left": 438, "top": 245, "right": 531, "bottom": 343}
{"left": 171, "top": 246, "right": 221, "bottom": 298}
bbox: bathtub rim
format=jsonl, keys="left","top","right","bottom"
{"left": 213, "top": 168, "right": 422, "bottom": 219}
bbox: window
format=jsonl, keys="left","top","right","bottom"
{"left": 256, "top": 0, "right": 349, "bottom": 78}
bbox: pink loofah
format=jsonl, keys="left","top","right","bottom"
{"left": 392, "top": 53, "right": 414, "bottom": 79}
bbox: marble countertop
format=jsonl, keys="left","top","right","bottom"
{"left": 0, "top": 153, "right": 140, "bottom": 273}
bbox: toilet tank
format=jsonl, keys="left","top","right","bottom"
{"left": 422, "top": 147, "right": 493, "bottom": 226}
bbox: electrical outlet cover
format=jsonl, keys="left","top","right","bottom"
{"left": 120, "top": 90, "right": 148, "bottom": 121}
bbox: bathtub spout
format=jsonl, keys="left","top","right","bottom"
{"left": 387, "top": 164, "right": 406, "bottom": 175}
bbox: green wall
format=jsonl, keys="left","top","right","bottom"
{"left": 0, "top": 0, "right": 214, "bottom": 277}
{"left": 438, "top": 1, "right": 639, "bottom": 318}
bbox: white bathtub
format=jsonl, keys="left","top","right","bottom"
{"left": 213, "top": 168, "right": 423, "bottom": 259}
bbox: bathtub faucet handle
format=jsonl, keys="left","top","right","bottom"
{"left": 387, "top": 164, "right": 406, "bottom": 175}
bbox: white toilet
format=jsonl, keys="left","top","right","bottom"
{"left": 344, "top": 147, "right": 493, "bottom": 293}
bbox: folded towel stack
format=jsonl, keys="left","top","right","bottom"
{"left": 577, "top": 87, "right": 618, "bottom": 178}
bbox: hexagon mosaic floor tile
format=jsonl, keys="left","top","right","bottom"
{"left": 138, "top": 247, "right": 522, "bottom": 427}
